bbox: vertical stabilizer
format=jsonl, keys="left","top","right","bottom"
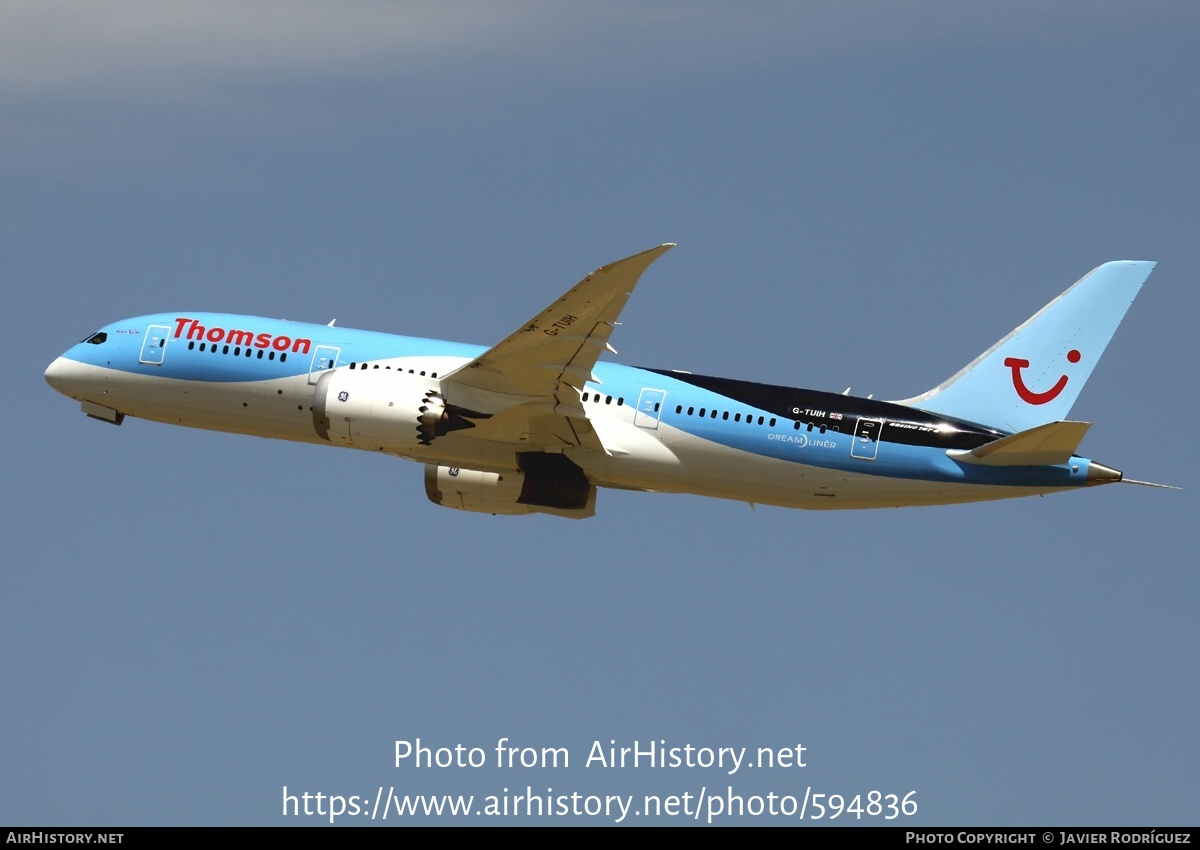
{"left": 893, "top": 261, "right": 1155, "bottom": 432}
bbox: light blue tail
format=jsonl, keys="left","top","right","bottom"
{"left": 894, "top": 260, "right": 1156, "bottom": 432}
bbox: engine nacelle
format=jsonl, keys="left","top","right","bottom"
{"left": 313, "top": 369, "right": 460, "bottom": 450}
{"left": 424, "top": 453, "right": 596, "bottom": 519}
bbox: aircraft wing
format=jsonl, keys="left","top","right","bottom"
{"left": 444, "top": 244, "right": 673, "bottom": 398}
{"left": 441, "top": 244, "right": 674, "bottom": 451}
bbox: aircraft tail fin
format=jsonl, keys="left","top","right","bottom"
{"left": 947, "top": 420, "right": 1090, "bottom": 466}
{"left": 893, "top": 261, "right": 1155, "bottom": 432}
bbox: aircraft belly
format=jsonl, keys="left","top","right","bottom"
{"left": 62, "top": 363, "right": 325, "bottom": 443}
{"left": 603, "top": 422, "right": 1067, "bottom": 509}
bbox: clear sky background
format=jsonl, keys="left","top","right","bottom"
{"left": 3, "top": 1, "right": 1198, "bottom": 826}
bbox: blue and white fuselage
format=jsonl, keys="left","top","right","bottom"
{"left": 45, "top": 247, "right": 1158, "bottom": 518}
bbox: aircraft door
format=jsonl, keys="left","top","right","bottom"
{"left": 308, "top": 346, "right": 341, "bottom": 384}
{"left": 850, "top": 418, "right": 884, "bottom": 461}
{"left": 634, "top": 388, "right": 667, "bottom": 429}
{"left": 139, "top": 324, "right": 171, "bottom": 365}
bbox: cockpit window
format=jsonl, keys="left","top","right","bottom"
{"left": 81, "top": 332, "right": 108, "bottom": 345}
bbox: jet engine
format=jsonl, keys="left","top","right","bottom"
{"left": 312, "top": 368, "right": 476, "bottom": 450}
{"left": 424, "top": 453, "right": 596, "bottom": 519}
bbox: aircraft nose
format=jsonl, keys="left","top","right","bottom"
{"left": 44, "top": 357, "right": 65, "bottom": 393}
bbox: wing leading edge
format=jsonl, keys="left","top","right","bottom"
{"left": 441, "top": 244, "right": 675, "bottom": 451}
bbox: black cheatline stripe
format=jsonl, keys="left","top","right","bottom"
{"left": 642, "top": 368, "right": 1002, "bottom": 450}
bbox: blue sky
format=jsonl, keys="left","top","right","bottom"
{"left": 4, "top": 1, "right": 1198, "bottom": 825}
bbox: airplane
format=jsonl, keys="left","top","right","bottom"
{"left": 44, "top": 245, "right": 1172, "bottom": 519}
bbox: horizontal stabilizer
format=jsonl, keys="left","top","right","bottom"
{"left": 948, "top": 420, "right": 1090, "bottom": 467}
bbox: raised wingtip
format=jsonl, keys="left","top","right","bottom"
{"left": 595, "top": 243, "right": 676, "bottom": 273}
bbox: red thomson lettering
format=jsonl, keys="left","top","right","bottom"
{"left": 173, "top": 317, "right": 311, "bottom": 354}
{"left": 172, "top": 318, "right": 208, "bottom": 341}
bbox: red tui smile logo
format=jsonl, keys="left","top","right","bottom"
{"left": 1004, "top": 349, "right": 1081, "bottom": 405}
